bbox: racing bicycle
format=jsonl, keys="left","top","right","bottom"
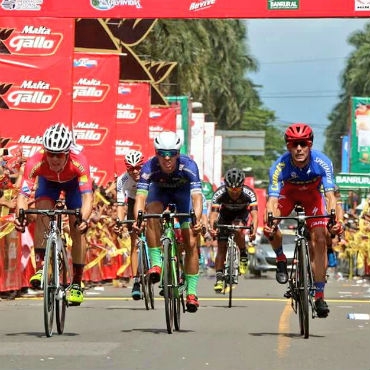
{"left": 267, "top": 205, "right": 335, "bottom": 338}
{"left": 137, "top": 206, "right": 196, "bottom": 334}
{"left": 18, "top": 204, "right": 81, "bottom": 337}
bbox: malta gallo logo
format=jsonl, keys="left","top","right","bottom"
{"left": 90, "top": 166, "right": 107, "bottom": 186}
{"left": 73, "top": 78, "right": 110, "bottom": 103}
{"left": 0, "top": 26, "right": 63, "bottom": 56}
{"left": 115, "top": 140, "right": 142, "bottom": 156}
{"left": 0, "top": 81, "right": 61, "bottom": 111}
{"left": 73, "top": 122, "right": 108, "bottom": 146}
{"left": 116, "top": 103, "right": 142, "bottom": 124}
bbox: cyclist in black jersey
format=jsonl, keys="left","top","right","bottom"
{"left": 209, "top": 168, "right": 258, "bottom": 293}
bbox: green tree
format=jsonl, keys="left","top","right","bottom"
{"left": 325, "top": 22, "right": 370, "bottom": 171}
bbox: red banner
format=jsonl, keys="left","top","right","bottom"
{"left": 147, "top": 106, "right": 176, "bottom": 157}
{"left": 0, "top": 17, "right": 74, "bottom": 158}
{"left": 72, "top": 52, "right": 119, "bottom": 186}
{"left": 0, "top": 1, "right": 368, "bottom": 18}
{"left": 115, "top": 82, "right": 150, "bottom": 173}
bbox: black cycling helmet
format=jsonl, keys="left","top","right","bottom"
{"left": 224, "top": 168, "right": 245, "bottom": 188}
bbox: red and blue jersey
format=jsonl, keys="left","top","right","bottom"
{"left": 268, "top": 150, "right": 336, "bottom": 197}
{"left": 20, "top": 148, "right": 92, "bottom": 198}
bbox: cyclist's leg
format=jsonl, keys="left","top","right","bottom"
{"left": 65, "top": 179, "right": 85, "bottom": 305}
{"left": 214, "top": 239, "right": 227, "bottom": 292}
{"left": 146, "top": 185, "right": 167, "bottom": 282}
{"left": 234, "top": 215, "right": 248, "bottom": 274}
{"left": 305, "top": 194, "right": 330, "bottom": 317}
{"left": 31, "top": 177, "right": 59, "bottom": 287}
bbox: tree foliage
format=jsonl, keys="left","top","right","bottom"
{"left": 324, "top": 22, "right": 370, "bottom": 171}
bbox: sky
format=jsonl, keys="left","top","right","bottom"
{"left": 245, "top": 18, "right": 369, "bottom": 152}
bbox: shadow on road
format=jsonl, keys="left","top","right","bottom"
{"left": 5, "top": 331, "right": 79, "bottom": 338}
{"left": 121, "top": 328, "right": 194, "bottom": 334}
{"left": 248, "top": 332, "right": 324, "bottom": 338}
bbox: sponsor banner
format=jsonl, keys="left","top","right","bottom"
{"left": 147, "top": 106, "right": 176, "bottom": 157}
{"left": 213, "top": 135, "right": 222, "bottom": 188}
{"left": 115, "top": 82, "right": 150, "bottom": 173}
{"left": 254, "top": 187, "right": 267, "bottom": 230}
{"left": 341, "top": 135, "right": 349, "bottom": 173}
{"left": 0, "top": 17, "right": 74, "bottom": 158}
{"left": 0, "top": 0, "right": 368, "bottom": 18}
{"left": 203, "top": 121, "right": 215, "bottom": 186}
{"left": 350, "top": 97, "right": 370, "bottom": 173}
{"left": 335, "top": 173, "right": 370, "bottom": 189}
{"left": 72, "top": 52, "right": 119, "bottom": 186}
{"left": 190, "top": 113, "right": 205, "bottom": 180}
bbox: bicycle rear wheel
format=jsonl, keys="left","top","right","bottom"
{"left": 139, "top": 241, "right": 150, "bottom": 310}
{"left": 163, "top": 239, "right": 174, "bottom": 334}
{"left": 56, "top": 246, "right": 68, "bottom": 334}
{"left": 298, "top": 240, "right": 309, "bottom": 338}
{"left": 43, "top": 239, "right": 56, "bottom": 337}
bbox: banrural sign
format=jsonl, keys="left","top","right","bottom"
{"left": 335, "top": 173, "right": 370, "bottom": 188}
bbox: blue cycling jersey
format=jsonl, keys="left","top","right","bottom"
{"left": 137, "top": 154, "right": 202, "bottom": 195}
{"left": 268, "top": 150, "right": 336, "bottom": 197}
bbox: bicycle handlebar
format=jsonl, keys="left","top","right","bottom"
{"left": 18, "top": 208, "right": 82, "bottom": 226}
{"left": 137, "top": 209, "right": 196, "bottom": 229}
{"left": 214, "top": 223, "right": 253, "bottom": 233}
{"left": 115, "top": 219, "right": 135, "bottom": 226}
{"left": 267, "top": 209, "right": 336, "bottom": 227}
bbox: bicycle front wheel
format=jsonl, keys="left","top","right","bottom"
{"left": 43, "top": 238, "right": 56, "bottom": 337}
{"left": 139, "top": 241, "right": 150, "bottom": 310}
{"left": 163, "top": 239, "right": 174, "bottom": 334}
{"left": 228, "top": 244, "right": 234, "bottom": 308}
{"left": 174, "top": 250, "right": 183, "bottom": 331}
{"left": 56, "top": 246, "right": 68, "bottom": 334}
{"left": 298, "top": 240, "right": 309, "bottom": 338}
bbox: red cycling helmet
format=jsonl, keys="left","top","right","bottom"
{"left": 284, "top": 123, "right": 314, "bottom": 143}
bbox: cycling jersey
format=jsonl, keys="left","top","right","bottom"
{"left": 137, "top": 154, "right": 202, "bottom": 195}
{"left": 116, "top": 172, "right": 137, "bottom": 203}
{"left": 268, "top": 150, "right": 335, "bottom": 197}
{"left": 137, "top": 155, "right": 201, "bottom": 225}
{"left": 211, "top": 185, "right": 258, "bottom": 213}
{"left": 20, "top": 148, "right": 92, "bottom": 202}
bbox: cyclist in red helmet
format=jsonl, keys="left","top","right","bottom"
{"left": 264, "top": 123, "right": 342, "bottom": 318}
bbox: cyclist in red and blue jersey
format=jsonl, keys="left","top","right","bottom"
{"left": 15, "top": 123, "right": 93, "bottom": 305}
{"left": 133, "top": 131, "right": 203, "bottom": 312}
{"left": 264, "top": 123, "right": 342, "bottom": 318}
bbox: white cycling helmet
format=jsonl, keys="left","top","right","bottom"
{"left": 42, "top": 123, "right": 72, "bottom": 153}
{"left": 124, "top": 150, "right": 144, "bottom": 169}
{"left": 154, "top": 131, "right": 182, "bottom": 151}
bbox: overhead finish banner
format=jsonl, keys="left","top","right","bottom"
{"left": 147, "top": 106, "right": 176, "bottom": 157}
{"left": 115, "top": 82, "right": 150, "bottom": 173}
{"left": 350, "top": 97, "right": 370, "bottom": 173}
{"left": 72, "top": 52, "right": 119, "bottom": 186}
{"left": 0, "top": 0, "right": 368, "bottom": 18}
{"left": 0, "top": 17, "right": 74, "bottom": 158}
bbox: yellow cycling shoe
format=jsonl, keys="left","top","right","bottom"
{"left": 66, "top": 284, "right": 84, "bottom": 306}
{"left": 29, "top": 270, "right": 43, "bottom": 289}
{"left": 214, "top": 280, "right": 223, "bottom": 294}
{"left": 239, "top": 257, "right": 248, "bottom": 275}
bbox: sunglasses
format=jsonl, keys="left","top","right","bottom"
{"left": 127, "top": 165, "right": 142, "bottom": 172}
{"left": 45, "top": 151, "right": 67, "bottom": 158}
{"left": 156, "top": 149, "right": 179, "bottom": 158}
{"left": 287, "top": 140, "right": 311, "bottom": 148}
{"left": 227, "top": 186, "right": 242, "bottom": 192}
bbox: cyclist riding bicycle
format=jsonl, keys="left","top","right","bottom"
{"left": 15, "top": 123, "right": 93, "bottom": 305}
{"left": 113, "top": 150, "right": 145, "bottom": 300}
{"left": 133, "top": 131, "right": 203, "bottom": 312}
{"left": 209, "top": 168, "right": 258, "bottom": 293}
{"left": 264, "top": 123, "right": 342, "bottom": 318}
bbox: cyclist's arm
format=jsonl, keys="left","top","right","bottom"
{"left": 81, "top": 192, "right": 93, "bottom": 221}
{"left": 191, "top": 192, "right": 203, "bottom": 222}
{"left": 250, "top": 208, "right": 258, "bottom": 237}
{"left": 117, "top": 203, "right": 128, "bottom": 221}
{"left": 134, "top": 192, "right": 147, "bottom": 220}
{"left": 265, "top": 196, "right": 279, "bottom": 219}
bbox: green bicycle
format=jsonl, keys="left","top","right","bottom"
{"left": 137, "top": 207, "right": 196, "bottom": 334}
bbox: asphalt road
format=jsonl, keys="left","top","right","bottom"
{"left": 0, "top": 271, "right": 369, "bottom": 370}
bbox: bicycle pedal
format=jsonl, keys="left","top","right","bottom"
{"left": 284, "top": 291, "right": 292, "bottom": 299}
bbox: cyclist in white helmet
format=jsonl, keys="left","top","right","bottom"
{"left": 15, "top": 123, "right": 93, "bottom": 306}
{"left": 114, "top": 150, "right": 145, "bottom": 300}
{"left": 133, "top": 131, "right": 203, "bottom": 312}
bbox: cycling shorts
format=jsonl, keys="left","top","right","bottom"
{"left": 277, "top": 183, "right": 327, "bottom": 230}
{"left": 35, "top": 176, "right": 82, "bottom": 209}
{"left": 146, "top": 183, "right": 192, "bottom": 225}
